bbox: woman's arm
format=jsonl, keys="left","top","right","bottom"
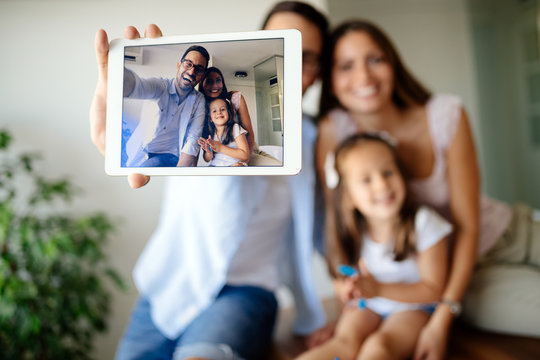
{"left": 235, "top": 93, "right": 255, "bottom": 153}
{"left": 414, "top": 109, "right": 480, "bottom": 360}
{"left": 355, "top": 239, "right": 448, "bottom": 303}
{"left": 210, "top": 134, "right": 250, "bottom": 163}
{"left": 436, "top": 109, "right": 480, "bottom": 312}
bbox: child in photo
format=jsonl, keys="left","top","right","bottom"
{"left": 198, "top": 98, "right": 250, "bottom": 167}
{"left": 297, "top": 133, "right": 452, "bottom": 360}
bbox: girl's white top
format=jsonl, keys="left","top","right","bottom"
{"left": 363, "top": 206, "right": 453, "bottom": 315}
{"left": 210, "top": 123, "right": 247, "bottom": 166}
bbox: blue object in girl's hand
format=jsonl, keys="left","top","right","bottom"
{"left": 338, "top": 264, "right": 367, "bottom": 311}
{"left": 358, "top": 298, "right": 366, "bottom": 310}
{"left": 337, "top": 264, "right": 358, "bottom": 277}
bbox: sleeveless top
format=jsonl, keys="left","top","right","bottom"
{"left": 327, "top": 94, "right": 512, "bottom": 256}
{"left": 230, "top": 91, "right": 242, "bottom": 112}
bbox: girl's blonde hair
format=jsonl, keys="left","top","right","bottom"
{"left": 328, "top": 133, "right": 418, "bottom": 277}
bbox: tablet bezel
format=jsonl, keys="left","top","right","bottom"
{"left": 105, "top": 29, "right": 302, "bottom": 176}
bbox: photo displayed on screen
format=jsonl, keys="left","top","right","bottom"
{"left": 121, "top": 38, "right": 284, "bottom": 168}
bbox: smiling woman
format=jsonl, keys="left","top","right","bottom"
{"left": 330, "top": 31, "right": 395, "bottom": 115}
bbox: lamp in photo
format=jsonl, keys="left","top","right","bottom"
{"left": 234, "top": 70, "right": 248, "bottom": 78}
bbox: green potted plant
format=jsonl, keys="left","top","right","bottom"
{"left": 0, "top": 129, "right": 125, "bottom": 360}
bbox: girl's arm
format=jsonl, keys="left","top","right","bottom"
{"left": 235, "top": 93, "right": 255, "bottom": 154}
{"left": 414, "top": 109, "right": 480, "bottom": 360}
{"left": 202, "top": 147, "right": 213, "bottom": 163}
{"left": 355, "top": 239, "right": 448, "bottom": 303}
{"left": 210, "top": 134, "right": 250, "bottom": 163}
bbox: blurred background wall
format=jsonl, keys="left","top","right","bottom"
{"left": 1, "top": 0, "right": 538, "bottom": 358}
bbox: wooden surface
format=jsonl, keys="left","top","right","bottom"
{"left": 447, "top": 322, "right": 540, "bottom": 360}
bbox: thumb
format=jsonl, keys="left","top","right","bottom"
{"left": 95, "top": 29, "right": 109, "bottom": 82}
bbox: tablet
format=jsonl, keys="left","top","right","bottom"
{"left": 105, "top": 29, "right": 302, "bottom": 176}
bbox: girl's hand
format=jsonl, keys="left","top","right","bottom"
{"left": 353, "top": 260, "right": 379, "bottom": 299}
{"left": 198, "top": 137, "right": 212, "bottom": 153}
{"left": 334, "top": 278, "right": 356, "bottom": 305}
{"left": 207, "top": 137, "right": 222, "bottom": 153}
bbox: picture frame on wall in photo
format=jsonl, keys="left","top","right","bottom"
{"left": 105, "top": 29, "right": 302, "bottom": 176}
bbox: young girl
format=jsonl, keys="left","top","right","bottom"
{"left": 198, "top": 97, "right": 250, "bottom": 166}
{"left": 298, "top": 133, "right": 452, "bottom": 360}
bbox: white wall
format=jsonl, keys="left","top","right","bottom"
{"left": 0, "top": 0, "right": 326, "bottom": 359}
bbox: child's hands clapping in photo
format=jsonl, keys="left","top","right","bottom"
{"left": 198, "top": 135, "right": 224, "bottom": 153}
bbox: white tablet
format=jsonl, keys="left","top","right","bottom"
{"left": 105, "top": 29, "right": 302, "bottom": 176}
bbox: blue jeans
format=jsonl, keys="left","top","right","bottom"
{"left": 115, "top": 285, "right": 278, "bottom": 360}
{"left": 140, "top": 153, "right": 179, "bottom": 167}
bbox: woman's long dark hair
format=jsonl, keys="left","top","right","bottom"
{"left": 328, "top": 133, "right": 419, "bottom": 277}
{"left": 201, "top": 67, "right": 233, "bottom": 141}
{"left": 206, "top": 98, "right": 236, "bottom": 145}
{"left": 319, "top": 20, "right": 431, "bottom": 120}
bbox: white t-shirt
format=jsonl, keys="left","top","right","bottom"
{"left": 210, "top": 123, "right": 248, "bottom": 167}
{"left": 362, "top": 206, "right": 453, "bottom": 316}
{"left": 226, "top": 176, "right": 291, "bottom": 289}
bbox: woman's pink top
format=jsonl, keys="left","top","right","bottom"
{"left": 230, "top": 91, "right": 242, "bottom": 112}
{"left": 328, "top": 94, "right": 512, "bottom": 256}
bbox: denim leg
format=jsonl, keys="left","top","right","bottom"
{"left": 174, "top": 285, "right": 278, "bottom": 360}
{"left": 115, "top": 297, "right": 178, "bottom": 360}
{"left": 141, "top": 153, "right": 179, "bottom": 167}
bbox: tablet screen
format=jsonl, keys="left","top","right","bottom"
{"left": 105, "top": 30, "right": 302, "bottom": 176}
